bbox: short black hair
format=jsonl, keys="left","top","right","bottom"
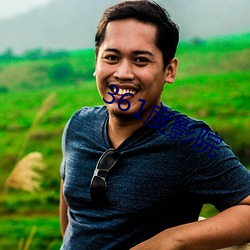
{"left": 95, "top": 0, "right": 179, "bottom": 68}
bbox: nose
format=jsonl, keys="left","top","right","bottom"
{"left": 113, "top": 60, "right": 135, "bottom": 80}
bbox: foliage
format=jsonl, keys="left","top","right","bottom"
{"left": 0, "top": 217, "right": 61, "bottom": 249}
{"left": 18, "top": 226, "right": 37, "bottom": 250}
{"left": 0, "top": 86, "right": 9, "bottom": 93}
{"left": 48, "top": 62, "right": 76, "bottom": 83}
{"left": 0, "top": 34, "right": 249, "bottom": 249}
{"left": 4, "top": 152, "right": 46, "bottom": 192}
{"left": 0, "top": 49, "right": 95, "bottom": 90}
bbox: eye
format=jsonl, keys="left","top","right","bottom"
{"left": 134, "top": 57, "right": 150, "bottom": 65}
{"left": 104, "top": 55, "right": 119, "bottom": 61}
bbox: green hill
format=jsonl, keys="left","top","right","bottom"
{"left": 0, "top": 34, "right": 249, "bottom": 249}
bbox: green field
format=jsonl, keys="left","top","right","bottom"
{"left": 0, "top": 33, "right": 249, "bottom": 249}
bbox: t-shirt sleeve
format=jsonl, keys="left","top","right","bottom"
{"left": 183, "top": 123, "right": 250, "bottom": 211}
{"left": 60, "top": 119, "right": 70, "bottom": 180}
{"left": 60, "top": 158, "right": 66, "bottom": 181}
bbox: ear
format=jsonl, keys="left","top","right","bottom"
{"left": 165, "top": 58, "right": 178, "bottom": 84}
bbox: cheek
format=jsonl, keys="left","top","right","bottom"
{"left": 95, "top": 67, "right": 106, "bottom": 86}
{"left": 96, "top": 81, "right": 105, "bottom": 95}
{"left": 96, "top": 67, "right": 113, "bottom": 86}
{"left": 139, "top": 72, "right": 163, "bottom": 89}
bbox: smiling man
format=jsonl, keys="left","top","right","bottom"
{"left": 94, "top": 17, "right": 178, "bottom": 148}
{"left": 59, "top": 1, "right": 250, "bottom": 249}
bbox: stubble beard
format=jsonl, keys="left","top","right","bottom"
{"left": 108, "top": 106, "right": 137, "bottom": 121}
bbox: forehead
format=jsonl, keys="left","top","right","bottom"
{"left": 101, "top": 18, "right": 158, "bottom": 52}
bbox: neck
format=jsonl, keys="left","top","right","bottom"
{"left": 107, "top": 114, "right": 144, "bottom": 149}
{"left": 107, "top": 100, "right": 162, "bottom": 149}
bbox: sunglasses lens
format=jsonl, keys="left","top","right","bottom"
{"left": 90, "top": 176, "right": 107, "bottom": 201}
{"left": 90, "top": 149, "right": 119, "bottom": 202}
{"left": 98, "top": 150, "right": 119, "bottom": 170}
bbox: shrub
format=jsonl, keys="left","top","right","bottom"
{"left": 0, "top": 86, "right": 9, "bottom": 94}
{"left": 48, "top": 62, "right": 76, "bottom": 83}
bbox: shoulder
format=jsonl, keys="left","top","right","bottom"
{"left": 61, "top": 105, "right": 107, "bottom": 142}
{"left": 159, "top": 103, "right": 225, "bottom": 158}
{"left": 67, "top": 105, "right": 107, "bottom": 128}
{"left": 72, "top": 105, "right": 107, "bottom": 121}
{"left": 161, "top": 102, "right": 212, "bottom": 132}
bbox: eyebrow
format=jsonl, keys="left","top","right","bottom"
{"left": 103, "top": 48, "right": 154, "bottom": 57}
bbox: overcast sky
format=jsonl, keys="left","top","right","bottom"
{"left": 0, "top": 0, "right": 249, "bottom": 50}
{"left": 0, "top": 0, "right": 52, "bottom": 20}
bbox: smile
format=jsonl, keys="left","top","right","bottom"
{"left": 109, "top": 85, "right": 138, "bottom": 96}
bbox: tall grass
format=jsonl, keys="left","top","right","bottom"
{"left": 0, "top": 93, "right": 57, "bottom": 249}
{"left": 0, "top": 34, "right": 249, "bottom": 249}
{"left": 18, "top": 226, "right": 37, "bottom": 250}
{"left": 4, "top": 152, "right": 46, "bottom": 193}
{"left": 17, "top": 93, "right": 56, "bottom": 161}
{"left": 2, "top": 93, "right": 56, "bottom": 195}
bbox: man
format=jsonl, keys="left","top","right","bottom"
{"left": 60, "top": 1, "right": 250, "bottom": 249}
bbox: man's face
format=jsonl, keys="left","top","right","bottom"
{"left": 95, "top": 18, "right": 177, "bottom": 120}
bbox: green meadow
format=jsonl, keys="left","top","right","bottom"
{"left": 0, "top": 33, "right": 249, "bottom": 249}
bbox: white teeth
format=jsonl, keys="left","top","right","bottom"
{"left": 110, "top": 86, "right": 137, "bottom": 95}
{"left": 117, "top": 88, "right": 136, "bottom": 95}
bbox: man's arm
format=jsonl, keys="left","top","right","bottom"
{"left": 60, "top": 179, "right": 68, "bottom": 238}
{"left": 132, "top": 195, "right": 250, "bottom": 250}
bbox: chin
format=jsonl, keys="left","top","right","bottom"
{"left": 108, "top": 107, "right": 136, "bottom": 120}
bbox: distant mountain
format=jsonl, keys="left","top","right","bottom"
{"left": 0, "top": 0, "right": 249, "bottom": 54}
{"left": 0, "top": 0, "right": 117, "bottom": 54}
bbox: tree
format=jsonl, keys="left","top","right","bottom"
{"left": 48, "top": 62, "right": 76, "bottom": 83}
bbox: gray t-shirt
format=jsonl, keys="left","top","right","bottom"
{"left": 60, "top": 103, "right": 250, "bottom": 250}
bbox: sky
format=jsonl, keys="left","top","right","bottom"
{"left": 0, "top": 0, "right": 52, "bottom": 20}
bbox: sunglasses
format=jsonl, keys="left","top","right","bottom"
{"left": 90, "top": 149, "right": 119, "bottom": 202}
